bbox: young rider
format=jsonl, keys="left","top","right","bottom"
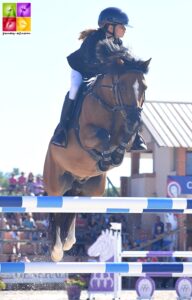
{"left": 52, "top": 7, "right": 147, "bottom": 151}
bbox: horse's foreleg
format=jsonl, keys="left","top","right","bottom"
{"left": 50, "top": 212, "right": 76, "bottom": 262}
{"left": 111, "top": 116, "right": 140, "bottom": 166}
{"left": 63, "top": 215, "right": 76, "bottom": 250}
{"left": 95, "top": 128, "right": 113, "bottom": 171}
{"left": 81, "top": 125, "right": 112, "bottom": 171}
{"left": 111, "top": 137, "right": 128, "bottom": 166}
{"left": 50, "top": 216, "right": 63, "bottom": 262}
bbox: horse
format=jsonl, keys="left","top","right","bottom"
{"left": 43, "top": 40, "right": 151, "bottom": 262}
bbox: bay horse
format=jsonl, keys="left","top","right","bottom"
{"left": 43, "top": 40, "right": 151, "bottom": 261}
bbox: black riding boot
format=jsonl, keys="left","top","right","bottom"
{"left": 51, "top": 93, "right": 74, "bottom": 148}
{"left": 131, "top": 132, "right": 147, "bottom": 151}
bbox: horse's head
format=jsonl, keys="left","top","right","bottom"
{"left": 95, "top": 40, "right": 151, "bottom": 110}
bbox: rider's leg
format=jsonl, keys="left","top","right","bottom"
{"left": 52, "top": 69, "right": 83, "bottom": 147}
{"left": 130, "top": 107, "right": 147, "bottom": 151}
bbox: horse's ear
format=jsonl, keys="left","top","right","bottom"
{"left": 137, "top": 58, "right": 152, "bottom": 73}
{"left": 143, "top": 58, "right": 152, "bottom": 70}
{"left": 146, "top": 58, "right": 152, "bottom": 66}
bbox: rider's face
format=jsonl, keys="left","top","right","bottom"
{"left": 114, "top": 24, "right": 126, "bottom": 38}
{"left": 108, "top": 24, "right": 126, "bottom": 38}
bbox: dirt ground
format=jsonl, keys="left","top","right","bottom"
{"left": 0, "top": 290, "right": 179, "bottom": 300}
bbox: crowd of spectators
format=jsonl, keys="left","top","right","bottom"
{"left": 7, "top": 172, "right": 44, "bottom": 196}
{"left": 0, "top": 211, "right": 179, "bottom": 259}
{"left": 0, "top": 172, "right": 179, "bottom": 273}
{"left": 0, "top": 211, "right": 49, "bottom": 261}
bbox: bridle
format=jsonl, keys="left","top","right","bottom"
{"left": 91, "top": 72, "right": 145, "bottom": 122}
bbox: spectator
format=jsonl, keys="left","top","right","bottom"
{"left": 26, "top": 172, "right": 35, "bottom": 195}
{"left": 22, "top": 213, "right": 37, "bottom": 240}
{"left": 20, "top": 255, "right": 30, "bottom": 262}
{"left": 153, "top": 216, "right": 164, "bottom": 236}
{"left": 3, "top": 220, "right": 10, "bottom": 230}
{"left": 40, "top": 232, "right": 49, "bottom": 255}
{"left": 8, "top": 173, "right": 17, "bottom": 195}
{"left": 9, "top": 230, "right": 21, "bottom": 255}
{"left": 33, "top": 175, "right": 44, "bottom": 196}
{"left": 163, "top": 222, "right": 176, "bottom": 251}
{"left": 7, "top": 254, "right": 18, "bottom": 262}
{"left": 22, "top": 213, "right": 37, "bottom": 229}
{"left": 17, "top": 172, "right": 26, "bottom": 194}
{"left": 152, "top": 215, "right": 164, "bottom": 250}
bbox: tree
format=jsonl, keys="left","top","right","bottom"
{"left": 0, "top": 171, "right": 8, "bottom": 189}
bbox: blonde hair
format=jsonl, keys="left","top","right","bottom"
{"left": 78, "top": 29, "right": 97, "bottom": 41}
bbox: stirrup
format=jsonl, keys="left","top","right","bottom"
{"left": 131, "top": 134, "right": 147, "bottom": 151}
{"left": 131, "top": 140, "right": 147, "bottom": 151}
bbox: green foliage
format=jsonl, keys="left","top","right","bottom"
{"left": 0, "top": 279, "right": 6, "bottom": 290}
{"left": 64, "top": 275, "right": 86, "bottom": 289}
{"left": 0, "top": 171, "right": 8, "bottom": 189}
{"left": 13, "top": 168, "right": 19, "bottom": 176}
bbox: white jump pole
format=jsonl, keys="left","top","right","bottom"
{"left": 1, "top": 262, "right": 192, "bottom": 274}
{"left": 0, "top": 196, "right": 192, "bottom": 213}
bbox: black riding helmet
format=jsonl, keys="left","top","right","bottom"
{"left": 98, "top": 7, "right": 129, "bottom": 27}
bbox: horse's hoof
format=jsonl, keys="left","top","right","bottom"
{"left": 51, "top": 247, "right": 63, "bottom": 262}
{"left": 63, "top": 237, "right": 76, "bottom": 251}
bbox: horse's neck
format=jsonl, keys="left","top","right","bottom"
{"left": 93, "top": 77, "right": 117, "bottom": 107}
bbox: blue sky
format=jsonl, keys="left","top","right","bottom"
{"left": 0, "top": 0, "right": 192, "bottom": 185}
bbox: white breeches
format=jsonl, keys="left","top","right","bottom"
{"left": 69, "top": 69, "right": 83, "bottom": 100}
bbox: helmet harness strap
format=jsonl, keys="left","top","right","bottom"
{"left": 104, "top": 23, "right": 117, "bottom": 38}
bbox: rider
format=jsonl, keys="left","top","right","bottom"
{"left": 51, "top": 7, "right": 147, "bottom": 151}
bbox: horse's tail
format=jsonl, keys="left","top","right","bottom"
{"left": 79, "top": 29, "right": 97, "bottom": 40}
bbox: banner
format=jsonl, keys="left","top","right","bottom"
{"left": 167, "top": 176, "right": 192, "bottom": 197}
